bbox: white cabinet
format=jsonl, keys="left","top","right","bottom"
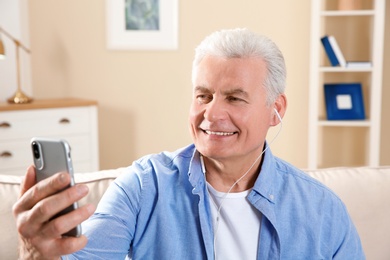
{"left": 0, "top": 98, "right": 99, "bottom": 175}
{"left": 308, "top": 0, "right": 385, "bottom": 168}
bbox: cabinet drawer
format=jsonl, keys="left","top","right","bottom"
{"left": 66, "top": 135, "right": 93, "bottom": 163}
{"left": 0, "top": 135, "right": 92, "bottom": 172}
{"left": 0, "top": 140, "right": 31, "bottom": 171}
{"left": 0, "top": 107, "right": 91, "bottom": 141}
{"left": 1, "top": 162, "right": 93, "bottom": 176}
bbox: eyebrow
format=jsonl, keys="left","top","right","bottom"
{"left": 194, "top": 86, "right": 249, "bottom": 98}
{"left": 194, "top": 85, "right": 210, "bottom": 93}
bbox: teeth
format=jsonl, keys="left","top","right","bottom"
{"left": 205, "top": 130, "right": 235, "bottom": 136}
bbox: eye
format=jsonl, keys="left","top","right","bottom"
{"left": 196, "top": 94, "right": 212, "bottom": 103}
{"left": 227, "top": 96, "right": 246, "bottom": 103}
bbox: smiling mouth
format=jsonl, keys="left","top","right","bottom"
{"left": 204, "top": 130, "right": 237, "bottom": 136}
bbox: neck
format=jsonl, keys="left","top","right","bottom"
{"left": 201, "top": 153, "right": 264, "bottom": 193}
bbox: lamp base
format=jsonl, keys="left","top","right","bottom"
{"left": 7, "top": 90, "right": 33, "bottom": 104}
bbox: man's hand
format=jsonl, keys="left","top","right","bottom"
{"left": 13, "top": 166, "right": 96, "bottom": 260}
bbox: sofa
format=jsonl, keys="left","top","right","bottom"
{"left": 1, "top": 166, "right": 390, "bottom": 259}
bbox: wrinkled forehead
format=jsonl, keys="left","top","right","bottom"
{"left": 192, "top": 55, "right": 267, "bottom": 87}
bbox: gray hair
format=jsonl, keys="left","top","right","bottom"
{"left": 192, "top": 28, "right": 286, "bottom": 105}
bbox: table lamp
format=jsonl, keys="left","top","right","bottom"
{"left": 0, "top": 26, "right": 33, "bottom": 104}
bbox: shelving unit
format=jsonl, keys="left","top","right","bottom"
{"left": 308, "top": 0, "right": 385, "bottom": 169}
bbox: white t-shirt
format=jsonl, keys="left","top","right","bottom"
{"left": 207, "top": 183, "right": 262, "bottom": 260}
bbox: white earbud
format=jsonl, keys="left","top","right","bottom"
{"left": 274, "top": 108, "right": 282, "bottom": 123}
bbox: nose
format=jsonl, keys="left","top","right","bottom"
{"left": 203, "top": 98, "right": 227, "bottom": 122}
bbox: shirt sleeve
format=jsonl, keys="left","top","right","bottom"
{"left": 315, "top": 183, "right": 365, "bottom": 259}
{"left": 66, "top": 168, "right": 143, "bottom": 259}
{"left": 332, "top": 203, "right": 365, "bottom": 260}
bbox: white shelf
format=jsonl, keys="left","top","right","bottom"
{"left": 308, "top": 0, "right": 385, "bottom": 169}
{"left": 319, "top": 67, "right": 373, "bottom": 72}
{"left": 318, "top": 120, "right": 371, "bottom": 127}
{"left": 321, "top": 10, "right": 375, "bottom": 16}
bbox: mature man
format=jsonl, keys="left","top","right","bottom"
{"left": 13, "top": 28, "right": 364, "bottom": 259}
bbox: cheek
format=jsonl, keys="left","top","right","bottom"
{"left": 188, "top": 104, "right": 203, "bottom": 141}
{"left": 188, "top": 103, "right": 201, "bottom": 126}
{"left": 188, "top": 104, "right": 196, "bottom": 122}
{"left": 242, "top": 110, "right": 272, "bottom": 135}
{"left": 190, "top": 99, "right": 204, "bottom": 114}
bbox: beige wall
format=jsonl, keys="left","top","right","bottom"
{"left": 381, "top": 2, "right": 390, "bottom": 165}
{"left": 28, "top": 1, "right": 389, "bottom": 170}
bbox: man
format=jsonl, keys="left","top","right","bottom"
{"left": 13, "top": 28, "right": 364, "bottom": 259}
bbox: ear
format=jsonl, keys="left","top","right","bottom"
{"left": 270, "top": 94, "right": 287, "bottom": 126}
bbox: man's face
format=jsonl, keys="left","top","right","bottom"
{"left": 189, "top": 55, "right": 274, "bottom": 162}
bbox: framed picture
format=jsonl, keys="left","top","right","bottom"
{"left": 106, "top": 0, "right": 178, "bottom": 50}
{"left": 324, "top": 83, "right": 365, "bottom": 120}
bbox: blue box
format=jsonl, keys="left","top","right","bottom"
{"left": 324, "top": 83, "right": 365, "bottom": 120}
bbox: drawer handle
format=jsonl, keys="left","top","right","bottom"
{"left": 0, "top": 151, "right": 12, "bottom": 158}
{"left": 59, "top": 118, "right": 71, "bottom": 124}
{"left": 0, "top": 122, "right": 11, "bottom": 128}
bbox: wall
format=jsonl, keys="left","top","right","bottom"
{"left": 0, "top": 0, "right": 32, "bottom": 101}
{"left": 27, "top": 1, "right": 389, "bottom": 170}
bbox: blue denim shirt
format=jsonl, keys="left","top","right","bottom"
{"left": 68, "top": 144, "right": 364, "bottom": 259}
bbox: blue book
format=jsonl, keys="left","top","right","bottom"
{"left": 321, "top": 36, "right": 340, "bottom": 66}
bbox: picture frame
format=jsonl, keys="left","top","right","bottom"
{"left": 106, "top": 0, "right": 178, "bottom": 50}
{"left": 324, "top": 83, "right": 365, "bottom": 120}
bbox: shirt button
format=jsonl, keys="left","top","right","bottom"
{"left": 269, "top": 194, "right": 274, "bottom": 200}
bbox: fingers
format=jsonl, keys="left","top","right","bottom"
{"left": 33, "top": 184, "right": 89, "bottom": 223}
{"left": 15, "top": 171, "right": 71, "bottom": 213}
{"left": 17, "top": 204, "right": 95, "bottom": 259}
{"left": 15, "top": 184, "right": 91, "bottom": 238}
{"left": 13, "top": 167, "right": 96, "bottom": 258}
{"left": 52, "top": 235, "right": 89, "bottom": 255}
{"left": 42, "top": 203, "right": 96, "bottom": 239}
{"left": 19, "top": 234, "right": 89, "bottom": 259}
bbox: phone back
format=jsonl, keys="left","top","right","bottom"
{"left": 32, "top": 138, "right": 74, "bottom": 183}
{"left": 31, "top": 137, "right": 80, "bottom": 237}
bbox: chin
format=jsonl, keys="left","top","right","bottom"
{"left": 196, "top": 144, "right": 231, "bottom": 159}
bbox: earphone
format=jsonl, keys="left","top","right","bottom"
{"left": 274, "top": 108, "right": 283, "bottom": 125}
{"left": 202, "top": 107, "right": 283, "bottom": 258}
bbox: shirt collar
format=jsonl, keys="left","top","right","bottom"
{"left": 252, "top": 145, "right": 280, "bottom": 204}
{"left": 188, "top": 147, "right": 205, "bottom": 192}
{"left": 187, "top": 143, "right": 280, "bottom": 200}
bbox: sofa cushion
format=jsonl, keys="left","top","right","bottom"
{"left": 306, "top": 166, "right": 390, "bottom": 260}
{"left": 0, "top": 174, "right": 23, "bottom": 259}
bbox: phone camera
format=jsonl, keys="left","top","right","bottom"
{"left": 32, "top": 142, "right": 41, "bottom": 159}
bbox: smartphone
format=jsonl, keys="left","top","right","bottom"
{"left": 31, "top": 137, "right": 81, "bottom": 237}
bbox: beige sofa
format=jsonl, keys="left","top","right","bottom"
{"left": 1, "top": 166, "right": 390, "bottom": 259}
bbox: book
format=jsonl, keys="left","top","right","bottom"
{"left": 321, "top": 36, "right": 340, "bottom": 66}
{"left": 320, "top": 35, "right": 372, "bottom": 68}
{"left": 328, "top": 36, "right": 346, "bottom": 67}
{"left": 346, "top": 61, "right": 372, "bottom": 68}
